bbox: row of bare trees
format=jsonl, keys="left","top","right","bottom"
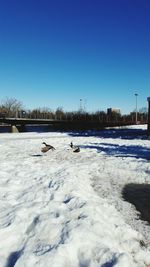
{"left": 0, "top": 97, "right": 148, "bottom": 124}
{"left": 0, "top": 97, "right": 23, "bottom": 118}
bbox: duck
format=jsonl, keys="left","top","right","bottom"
{"left": 41, "top": 142, "right": 55, "bottom": 153}
{"left": 70, "top": 141, "right": 80, "bottom": 152}
{"left": 70, "top": 142, "right": 74, "bottom": 148}
{"left": 73, "top": 147, "right": 80, "bottom": 153}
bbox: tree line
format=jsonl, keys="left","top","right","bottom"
{"left": 0, "top": 97, "right": 148, "bottom": 125}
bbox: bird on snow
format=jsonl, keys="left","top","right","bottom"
{"left": 70, "top": 142, "right": 74, "bottom": 148}
{"left": 41, "top": 142, "right": 55, "bottom": 153}
{"left": 73, "top": 147, "right": 80, "bottom": 153}
{"left": 70, "top": 142, "right": 80, "bottom": 152}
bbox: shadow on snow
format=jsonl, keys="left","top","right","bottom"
{"left": 81, "top": 143, "right": 150, "bottom": 160}
{"left": 122, "top": 184, "right": 150, "bottom": 224}
{"left": 68, "top": 128, "right": 148, "bottom": 140}
{"left": 5, "top": 249, "right": 23, "bottom": 267}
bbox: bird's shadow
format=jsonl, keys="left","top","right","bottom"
{"left": 29, "top": 154, "right": 44, "bottom": 157}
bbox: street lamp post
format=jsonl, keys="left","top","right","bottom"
{"left": 135, "top": 93, "right": 138, "bottom": 124}
{"left": 80, "top": 99, "right": 83, "bottom": 113}
{"left": 147, "top": 97, "right": 150, "bottom": 134}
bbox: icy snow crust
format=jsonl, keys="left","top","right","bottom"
{"left": 0, "top": 125, "right": 150, "bottom": 267}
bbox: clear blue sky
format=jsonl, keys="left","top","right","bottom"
{"left": 0, "top": 0, "right": 150, "bottom": 114}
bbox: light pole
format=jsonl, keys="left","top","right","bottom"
{"left": 147, "top": 97, "right": 150, "bottom": 134}
{"left": 135, "top": 93, "right": 138, "bottom": 124}
{"left": 80, "top": 99, "right": 83, "bottom": 113}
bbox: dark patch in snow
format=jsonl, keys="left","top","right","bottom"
{"left": 48, "top": 180, "right": 53, "bottom": 188}
{"left": 122, "top": 184, "right": 150, "bottom": 224}
{"left": 33, "top": 243, "right": 54, "bottom": 256}
{"left": 145, "top": 169, "right": 150, "bottom": 174}
{"left": 68, "top": 128, "right": 148, "bottom": 140}
{"left": 29, "top": 154, "right": 43, "bottom": 157}
{"left": 79, "top": 260, "right": 90, "bottom": 267}
{"left": 78, "top": 202, "right": 86, "bottom": 209}
{"left": 59, "top": 222, "right": 70, "bottom": 244}
{"left": 26, "top": 215, "right": 40, "bottom": 235}
{"left": 0, "top": 210, "right": 15, "bottom": 229}
{"left": 63, "top": 195, "right": 74, "bottom": 204}
{"left": 50, "top": 193, "right": 54, "bottom": 200}
{"left": 101, "top": 255, "right": 118, "bottom": 267}
{"left": 5, "top": 249, "right": 23, "bottom": 267}
{"left": 82, "top": 143, "right": 150, "bottom": 160}
{"left": 48, "top": 180, "right": 63, "bottom": 190}
{"left": 78, "top": 213, "right": 87, "bottom": 220}
{"left": 54, "top": 211, "right": 60, "bottom": 218}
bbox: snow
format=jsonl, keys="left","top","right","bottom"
{"left": 0, "top": 124, "right": 150, "bottom": 267}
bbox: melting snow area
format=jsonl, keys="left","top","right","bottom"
{"left": 0, "top": 125, "right": 150, "bottom": 267}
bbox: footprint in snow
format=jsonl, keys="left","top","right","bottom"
{"left": 0, "top": 206, "right": 15, "bottom": 228}
{"left": 33, "top": 243, "right": 54, "bottom": 256}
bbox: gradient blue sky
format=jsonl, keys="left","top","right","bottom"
{"left": 0, "top": 0, "right": 150, "bottom": 114}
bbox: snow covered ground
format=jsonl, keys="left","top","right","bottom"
{"left": 0, "top": 124, "right": 150, "bottom": 267}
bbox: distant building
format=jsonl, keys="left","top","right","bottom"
{"left": 107, "top": 108, "right": 121, "bottom": 115}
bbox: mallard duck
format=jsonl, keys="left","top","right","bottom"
{"left": 73, "top": 147, "right": 80, "bottom": 153}
{"left": 70, "top": 142, "right": 80, "bottom": 152}
{"left": 41, "top": 142, "right": 55, "bottom": 153}
{"left": 70, "top": 142, "right": 74, "bottom": 148}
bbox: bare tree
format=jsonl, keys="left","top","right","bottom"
{"left": 1, "top": 97, "right": 23, "bottom": 117}
{"left": 55, "top": 107, "right": 64, "bottom": 120}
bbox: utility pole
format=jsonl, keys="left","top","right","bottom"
{"left": 80, "top": 99, "right": 83, "bottom": 113}
{"left": 135, "top": 93, "right": 138, "bottom": 124}
{"left": 147, "top": 97, "right": 150, "bottom": 134}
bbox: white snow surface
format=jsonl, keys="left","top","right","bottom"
{"left": 0, "top": 124, "right": 150, "bottom": 267}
